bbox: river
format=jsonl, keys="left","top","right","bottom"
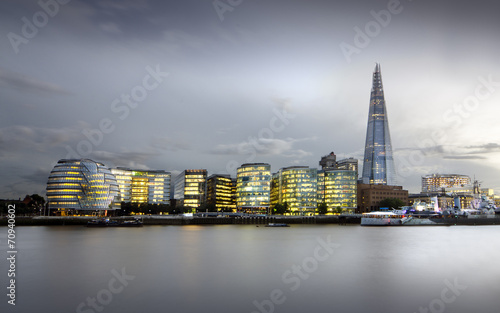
{"left": 1, "top": 224, "right": 500, "bottom": 313}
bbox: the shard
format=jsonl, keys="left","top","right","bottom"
{"left": 361, "top": 63, "right": 397, "bottom": 185}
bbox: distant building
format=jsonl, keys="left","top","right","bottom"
{"left": 318, "top": 170, "right": 357, "bottom": 212}
{"left": 174, "top": 169, "right": 207, "bottom": 209}
{"left": 421, "top": 174, "right": 471, "bottom": 193}
{"left": 361, "top": 64, "right": 397, "bottom": 185}
{"left": 319, "top": 152, "right": 337, "bottom": 171}
{"left": 271, "top": 166, "right": 317, "bottom": 214}
{"left": 357, "top": 183, "right": 408, "bottom": 213}
{"left": 336, "top": 158, "right": 358, "bottom": 178}
{"left": 47, "top": 159, "right": 120, "bottom": 215}
{"left": 206, "top": 174, "right": 236, "bottom": 212}
{"left": 319, "top": 152, "right": 359, "bottom": 177}
{"left": 110, "top": 168, "right": 171, "bottom": 204}
{"left": 236, "top": 163, "right": 271, "bottom": 213}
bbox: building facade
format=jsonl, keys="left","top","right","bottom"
{"left": 271, "top": 166, "right": 317, "bottom": 214}
{"left": 174, "top": 169, "right": 207, "bottom": 209}
{"left": 110, "top": 168, "right": 171, "bottom": 204}
{"left": 47, "top": 159, "right": 120, "bottom": 215}
{"left": 362, "top": 63, "right": 397, "bottom": 185}
{"left": 236, "top": 163, "right": 271, "bottom": 212}
{"left": 318, "top": 170, "right": 357, "bottom": 212}
{"left": 357, "top": 183, "right": 408, "bottom": 213}
{"left": 336, "top": 158, "right": 358, "bottom": 179}
{"left": 421, "top": 174, "right": 472, "bottom": 193}
{"left": 206, "top": 174, "right": 236, "bottom": 212}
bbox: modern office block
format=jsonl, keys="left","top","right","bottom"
{"left": 174, "top": 169, "right": 207, "bottom": 208}
{"left": 271, "top": 166, "right": 317, "bottom": 214}
{"left": 236, "top": 163, "right": 271, "bottom": 212}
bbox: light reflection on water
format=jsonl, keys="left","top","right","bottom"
{"left": 2, "top": 225, "right": 500, "bottom": 313}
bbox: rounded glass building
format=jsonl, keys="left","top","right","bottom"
{"left": 46, "top": 159, "right": 120, "bottom": 215}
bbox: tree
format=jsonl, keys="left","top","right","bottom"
{"left": 317, "top": 202, "right": 328, "bottom": 215}
{"left": 283, "top": 202, "right": 290, "bottom": 214}
{"left": 273, "top": 203, "right": 286, "bottom": 215}
{"left": 200, "top": 202, "right": 217, "bottom": 213}
{"left": 379, "top": 198, "right": 405, "bottom": 209}
{"left": 335, "top": 206, "right": 343, "bottom": 214}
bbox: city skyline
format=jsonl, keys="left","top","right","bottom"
{"left": 2, "top": 0, "right": 500, "bottom": 198}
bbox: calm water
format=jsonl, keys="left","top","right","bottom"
{"left": 1, "top": 224, "right": 500, "bottom": 313}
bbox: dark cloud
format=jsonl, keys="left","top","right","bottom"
{"left": 0, "top": 68, "right": 71, "bottom": 95}
{"left": 465, "top": 143, "right": 500, "bottom": 154}
{"left": 150, "top": 136, "right": 192, "bottom": 151}
{"left": 443, "top": 155, "right": 487, "bottom": 160}
{"left": 90, "top": 150, "right": 160, "bottom": 169}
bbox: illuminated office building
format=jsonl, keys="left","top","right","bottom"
{"left": 174, "top": 169, "right": 207, "bottom": 208}
{"left": 46, "top": 159, "right": 120, "bottom": 215}
{"left": 318, "top": 170, "right": 357, "bottom": 212}
{"left": 207, "top": 174, "right": 236, "bottom": 212}
{"left": 336, "top": 158, "right": 358, "bottom": 178}
{"left": 271, "top": 166, "right": 317, "bottom": 214}
{"left": 362, "top": 63, "right": 397, "bottom": 185}
{"left": 110, "top": 168, "right": 171, "bottom": 204}
{"left": 421, "top": 174, "right": 471, "bottom": 193}
{"left": 236, "top": 163, "right": 271, "bottom": 212}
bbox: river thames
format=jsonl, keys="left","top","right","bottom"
{"left": 1, "top": 224, "right": 500, "bottom": 313}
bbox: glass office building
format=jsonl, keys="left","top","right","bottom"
{"left": 236, "top": 163, "right": 271, "bottom": 212}
{"left": 110, "top": 168, "right": 171, "bottom": 204}
{"left": 318, "top": 170, "right": 357, "bottom": 212}
{"left": 174, "top": 169, "right": 207, "bottom": 209}
{"left": 362, "top": 63, "right": 397, "bottom": 185}
{"left": 46, "top": 159, "right": 120, "bottom": 215}
{"left": 271, "top": 166, "right": 317, "bottom": 214}
{"left": 207, "top": 174, "right": 236, "bottom": 212}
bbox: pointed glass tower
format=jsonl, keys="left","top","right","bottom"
{"left": 361, "top": 63, "right": 397, "bottom": 185}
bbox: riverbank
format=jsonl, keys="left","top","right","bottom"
{"left": 2, "top": 215, "right": 500, "bottom": 226}
{"left": 0, "top": 215, "right": 361, "bottom": 226}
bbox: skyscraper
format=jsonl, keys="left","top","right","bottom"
{"left": 362, "top": 63, "right": 397, "bottom": 185}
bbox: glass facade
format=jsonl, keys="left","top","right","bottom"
{"left": 174, "top": 169, "right": 207, "bottom": 208}
{"left": 318, "top": 170, "right": 357, "bottom": 211}
{"left": 362, "top": 63, "right": 397, "bottom": 185}
{"left": 236, "top": 163, "right": 271, "bottom": 212}
{"left": 271, "top": 166, "right": 317, "bottom": 214}
{"left": 207, "top": 174, "right": 236, "bottom": 212}
{"left": 110, "top": 168, "right": 171, "bottom": 204}
{"left": 46, "top": 159, "right": 120, "bottom": 214}
{"left": 421, "top": 174, "right": 471, "bottom": 193}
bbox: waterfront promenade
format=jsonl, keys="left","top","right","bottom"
{"left": 2, "top": 214, "right": 500, "bottom": 226}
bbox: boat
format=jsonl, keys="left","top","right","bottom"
{"left": 265, "top": 223, "right": 290, "bottom": 227}
{"left": 361, "top": 210, "right": 407, "bottom": 226}
{"left": 87, "top": 218, "right": 115, "bottom": 227}
{"left": 87, "top": 218, "right": 142, "bottom": 227}
{"left": 117, "top": 219, "right": 143, "bottom": 227}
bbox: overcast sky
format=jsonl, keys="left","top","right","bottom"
{"left": 1, "top": 0, "right": 500, "bottom": 198}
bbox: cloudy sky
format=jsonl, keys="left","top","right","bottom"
{"left": 1, "top": 0, "right": 500, "bottom": 198}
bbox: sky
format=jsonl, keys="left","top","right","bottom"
{"left": 1, "top": 0, "right": 500, "bottom": 198}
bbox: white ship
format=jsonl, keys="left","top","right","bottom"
{"left": 361, "top": 210, "right": 409, "bottom": 226}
